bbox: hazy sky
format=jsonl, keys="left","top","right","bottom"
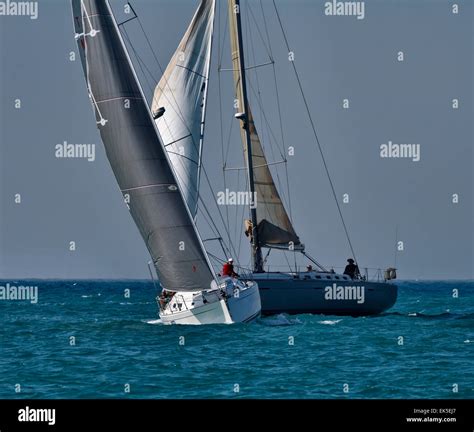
{"left": 0, "top": 0, "right": 472, "bottom": 280}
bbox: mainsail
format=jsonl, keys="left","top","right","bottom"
{"left": 152, "top": 0, "right": 215, "bottom": 217}
{"left": 72, "top": 0, "right": 215, "bottom": 292}
{"left": 228, "top": 0, "right": 300, "bottom": 248}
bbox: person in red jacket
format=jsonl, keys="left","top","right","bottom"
{"left": 222, "top": 258, "right": 239, "bottom": 278}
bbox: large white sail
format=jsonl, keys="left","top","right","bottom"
{"left": 72, "top": 0, "right": 215, "bottom": 292}
{"left": 152, "top": 0, "right": 215, "bottom": 217}
{"left": 228, "top": 0, "right": 300, "bottom": 249}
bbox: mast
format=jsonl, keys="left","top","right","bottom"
{"left": 229, "top": 0, "right": 263, "bottom": 272}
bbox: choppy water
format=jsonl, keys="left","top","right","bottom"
{"left": 0, "top": 280, "right": 472, "bottom": 399}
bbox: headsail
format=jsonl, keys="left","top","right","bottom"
{"left": 228, "top": 0, "right": 301, "bottom": 249}
{"left": 152, "top": 0, "right": 215, "bottom": 218}
{"left": 72, "top": 0, "right": 215, "bottom": 292}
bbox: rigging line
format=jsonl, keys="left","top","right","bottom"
{"left": 217, "top": 7, "right": 231, "bottom": 250}
{"left": 197, "top": 196, "right": 231, "bottom": 256}
{"left": 217, "top": 0, "right": 221, "bottom": 70}
{"left": 283, "top": 250, "right": 294, "bottom": 273}
{"left": 224, "top": 110, "right": 235, "bottom": 167}
{"left": 260, "top": 0, "right": 273, "bottom": 58}
{"left": 246, "top": 0, "right": 273, "bottom": 61}
{"left": 233, "top": 168, "right": 241, "bottom": 254}
{"left": 272, "top": 0, "right": 359, "bottom": 265}
{"left": 246, "top": 79, "right": 285, "bottom": 160}
{"left": 218, "top": 0, "right": 229, "bottom": 68}
{"left": 273, "top": 61, "right": 294, "bottom": 224}
{"left": 246, "top": 78, "right": 293, "bottom": 216}
{"left": 246, "top": 6, "right": 288, "bottom": 215}
{"left": 262, "top": 0, "right": 294, "bottom": 224}
{"left": 219, "top": 61, "right": 274, "bottom": 72}
{"left": 245, "top": 7, "right": 285, "bottom": 190}
{"left": 237, "top": 172, "right": 248, "bottom": 261}
{"left": 199, "top": 155, "right": 242, "bottom": 265}
{"left": 224, "top": 160, "right": 286, "bottom": 171}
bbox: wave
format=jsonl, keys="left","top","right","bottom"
{"left": 375, "top": 311, "right": 473, "bottom": 320}
{"left": 259, "top": 314, "right": 302, "bottom": 326}
{"left": 318, "top": 319, "right": 342, "bottom": 325}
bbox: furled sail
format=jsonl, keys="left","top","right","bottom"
{"left": 152, "top": 0, "right": 215, "bottom": 217}
{"left": 228, "top": 0, "right": 301, "bottom": 248}
{"left": 72, "top": 0, "right": 215, "bottom": 291}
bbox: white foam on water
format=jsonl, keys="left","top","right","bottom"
{"left": 146, "top": 319, "right": 162, "bottom": 325}
{"left": 318, "top": 319, "right": 342, "bottom": 325}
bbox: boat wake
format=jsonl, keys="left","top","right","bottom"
{"left": 145, "top": 319, "right": 162, "bottom": 325}
{"left": 259, "top": 314, "right": 302, "bottom": 326}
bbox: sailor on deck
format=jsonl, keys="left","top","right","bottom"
{"left": 343, "top": 258, "right": 360, "bottom": 280}
{"left": 222, "top": 258, "right": 239, "bottom": 278}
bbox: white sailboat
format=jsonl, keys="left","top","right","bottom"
{"left": 71, "top": 0, "right": 260, "bottom": 325}
{"left": 159, "top": 0, "right": 397, "bottom": 316}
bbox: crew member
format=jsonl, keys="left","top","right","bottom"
{"left": 343, "top": 258, "right": 360, "bottom": 279}
{"left": 222, "top": 258, "right": 239, "bottom": 278}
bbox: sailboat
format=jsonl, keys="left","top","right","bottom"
{"left": 225, "top": 0, "right": 397, "bottom": 315}
{"left": 71, "top": 0, "right": 261, "bottom": 325}
{"left": 156, "top": 0, "right": 397, "bottom": 316}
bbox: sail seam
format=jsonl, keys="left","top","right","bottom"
{"left": 95, "top": 96, "right": 142, "bottom": 104}
{"left": 175, "top": 64, "right": 207, "bottom": 79}
{"left": 121, "top": 183, "right": 177, "bottom": 192}
{"left": 163, "top": 134, "right": 193, "bottom": 147}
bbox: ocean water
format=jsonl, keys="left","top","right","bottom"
{"left": 0, "top": 280, "right": 472, "bottom": 399}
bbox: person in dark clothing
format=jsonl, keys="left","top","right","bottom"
{"left": 343, "top": 258, "right": 360, "bottom": 279}
{"left": 221, "top": 258, "right": 239, "bottom": 278}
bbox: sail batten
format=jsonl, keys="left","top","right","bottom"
{"left": 228, "top": 0, "right": 300, "bottom": 248}
{"left": 72, "top": 0, "right": 215, "bottom": 292}
{"left": 152, "top": 0, "right": 215, "bottom": 218}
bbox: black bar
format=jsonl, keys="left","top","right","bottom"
{"left": 0, "top": 399, "right": 472, "bottom": 431}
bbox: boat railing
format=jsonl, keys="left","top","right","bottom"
{"left": 236, "top": 264, "right": 388, "bottom": 282}
{"left": 157, "top": 293, "right": 189, "bottom": 314}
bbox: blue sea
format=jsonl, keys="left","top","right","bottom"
{"left": 0, "top": 280, "right": 472, "bottom": 399}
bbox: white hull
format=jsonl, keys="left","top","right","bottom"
{"left": 159, "top": 278, "right": 261, "bottom": 325}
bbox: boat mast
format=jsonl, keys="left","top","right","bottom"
{"left": 229, "top": 0, "right": 263, "bottom": 272}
